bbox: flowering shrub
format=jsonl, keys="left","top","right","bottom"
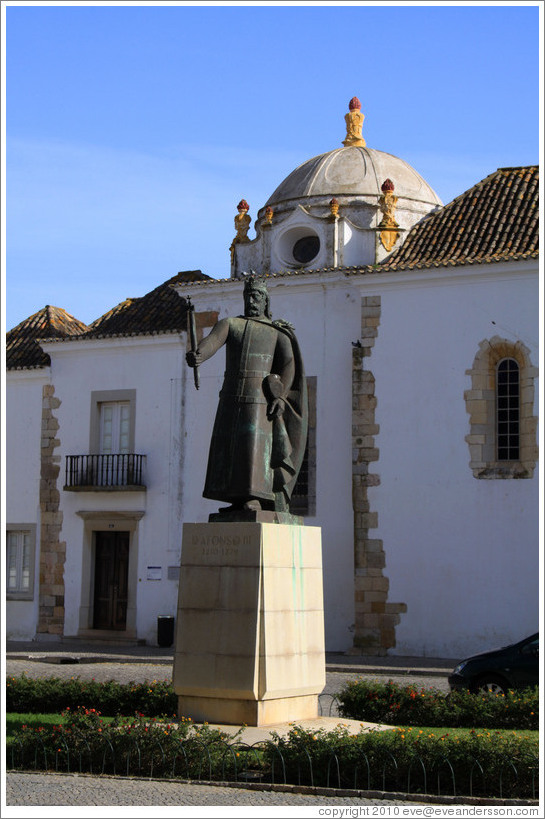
{"left": 337, "top": 679, "right": 538, "bottom": 730}
{"left": 6, "top": 675, "right": 177, "bottom": 717}
{"left": 9, "top": 706, "right": 236, "bottom": 779}
{"left": 6, "top": 707, "right": 538, "bottom": 799}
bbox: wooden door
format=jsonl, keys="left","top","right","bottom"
{"left": 93, "top": 531, "right": 129, "bottom": 630}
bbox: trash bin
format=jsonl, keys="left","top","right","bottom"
{"left": 157, "top": 615, "right": 175, "bottom": 647}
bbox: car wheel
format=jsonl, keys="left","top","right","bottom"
{"left": 473, "top": 675, "right": 507, "bottom": 695}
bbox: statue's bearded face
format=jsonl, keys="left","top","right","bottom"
{"left": 244, "top": 289, "right": 268, "bottom": 317}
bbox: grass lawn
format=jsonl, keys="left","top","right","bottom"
{"left": 6, "top": 713, "right": 538, "bottom": 743}
{"left": 395, "top": 725, "right": 537, "bottom": 740}
{"left": 5, "top": 712, "right": 117, "bottom": 741}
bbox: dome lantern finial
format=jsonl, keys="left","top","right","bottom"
{"left": 342, "top": 96, "right": 366, "bottom": 148}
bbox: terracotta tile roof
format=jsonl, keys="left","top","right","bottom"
{"left": 82, "top": 270, "right": 210, "bottom": 339}
{"left": 6, "top": 304, "right": 89, "bottom": 370}
{"left": 6, "top": 272, "right": 211, "bottom": 367}
{"left": 6, "top": 305, "right": 90, "bottom": 370}
{"left": 377, "top": 165, "right": 538, "bottom": 272}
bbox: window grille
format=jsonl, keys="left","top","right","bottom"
{"left": 291, "top": 443, "right": 309, "bottom": 514}
{"left": 496, "top": 358, "right": 520, "bottom": 461}
{"left": 290, "top": 376, "right": 317, "bottom": 516}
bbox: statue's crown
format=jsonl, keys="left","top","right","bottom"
{"left": 243, "top": 272, "right": 268, "bottom": 295}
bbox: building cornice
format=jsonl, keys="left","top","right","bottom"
{"left": 39, "top": 330, "right": 186, "bottom": 354}
{"left": 171, "top": 256, "right": 538, "bottom": 303}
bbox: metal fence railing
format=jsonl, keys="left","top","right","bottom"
{"left": 7, "top": 735, "right": 538, "bottom": 800}
{"left": 64, "top": 454, "right": 146, "bottom": 489}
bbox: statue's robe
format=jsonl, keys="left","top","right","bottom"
{"left": 203, "top": 316, "right": 307, "bottom": 509}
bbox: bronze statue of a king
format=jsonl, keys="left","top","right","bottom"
{"left": 186, "top": 275, "right": 308, "bottom": 516}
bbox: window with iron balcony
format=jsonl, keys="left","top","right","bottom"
{"left": 64, "top": 389, "right": 146, "bottom": 491}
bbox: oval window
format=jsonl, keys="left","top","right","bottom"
{"left": 292, "top": 235, "right": 320, "bottom": 264}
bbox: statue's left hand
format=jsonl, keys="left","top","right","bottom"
{"left": 267, "top": 398, "right": 285, "bottom": 419}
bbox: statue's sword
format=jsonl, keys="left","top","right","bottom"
{"left": 186, "top": 296, "right": 200, "bottom": 390}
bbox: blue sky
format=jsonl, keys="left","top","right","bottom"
{"left": 3, "top": 1, "right": 541, "bottom": 331}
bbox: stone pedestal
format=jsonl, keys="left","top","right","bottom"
{"left": 173, "top": 521, "right": 325, "bottom": 726}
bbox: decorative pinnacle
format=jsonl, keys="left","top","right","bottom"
{"left": 237, "top": 199, "right": 250, "bottom": 212}
{"left": 381, "top": 179, "right": 395, "bottom": 192}
{"left": 343, "top": 97, "right": 366, "bottom": 148}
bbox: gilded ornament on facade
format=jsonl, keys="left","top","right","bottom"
{"left": 342, "top": 96, "right": 366, "bottom": 148}
{"left": 230, "top": 199, "right": 252, "bottom": 258}
{"left": 378, "top": 179, "right": 400, "bottom": 251}
{"left": 329, "top": 198, "right": 339, "bottom": 218}
{"left": 264, "top": 206, "right": 274, "bottom": 225}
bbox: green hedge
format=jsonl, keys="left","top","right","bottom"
{"left": 8, "top": 675, "right": 539, "bottom": 732}
{"left": 337, "top": 679, "right": 538, "bottom": 730}
{"left": 267, "top": 724, "right": 538, "bottom": 799}
{"left": 6, "top": 674, "right": 177, "bottom": 717}
{"left": 6, "top": 708, "right": 539, "bottom": 800}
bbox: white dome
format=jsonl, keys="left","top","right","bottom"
{"left": 232, "top": 102, "right": 444, "bottom": 277}
{"left": 260, "top": 146, "right": 442, "bottom": 217}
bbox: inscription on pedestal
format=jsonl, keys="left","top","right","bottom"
{"left": 181, "top": 524, "right": 261, "bottom": 567}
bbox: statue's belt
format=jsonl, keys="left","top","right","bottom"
{"left": 220, "top": 370, "right": 289, "bottom": 404}
{"left": 226, "top": 369, "right": 270, "bottom": 378}
{"left": 218, "top": 394, "right": 268, "bottom": 404}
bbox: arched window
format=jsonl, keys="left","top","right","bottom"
{"left": 496, "top": 358, "right": 520, "bottom": 461}
{"left": 465, "top": 337, "right": 537, "bottom": 479}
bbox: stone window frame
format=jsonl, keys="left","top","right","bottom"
{"left": 6, "top": 523, "right": 37, "bottom": 601}
{"left": 465, "top": 336, "right": 538, "bottom": 479}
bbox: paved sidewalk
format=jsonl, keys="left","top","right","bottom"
{"left": 5, "top": 772, "right": 425, "bottom": 808}
{"left": 6, "top": 639, "right": 456, "bottom": 702}
{"left": 6, "top": 639, "right": 458, "bottom": 676}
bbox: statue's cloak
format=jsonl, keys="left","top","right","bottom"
{"left": 269, "top": 319, "right": 308, "bottom": 505}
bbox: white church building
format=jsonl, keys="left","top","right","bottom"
{"left": 6, "top": 99, "right": 539, "bottom": 658}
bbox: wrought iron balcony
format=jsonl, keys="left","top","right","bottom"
{"left": 64, "top": 454, "right": 146, "bottom": 491}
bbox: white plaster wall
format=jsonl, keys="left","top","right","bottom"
{"left": 360, "top": 264, "right": 539, "bottom": 658}
{"left": 46, "top": 335, "right": 188, "bottom": 644}
{"left": 5, "top": 369, "right": 48, "bottom": 639}
{"left": 339, "top": 217, "right": 375, "bottom": 267}
{"left": 233, "top": 239, "right": 262, "bottom": 277}
{"left": 17, "top": 261, "right": 536, "bottom": 656}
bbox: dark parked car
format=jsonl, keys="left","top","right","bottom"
{"left": 448, "top": 633, "right": 539, "bottom": 695}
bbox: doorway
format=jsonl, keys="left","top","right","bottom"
{"left": 93, "top": 531, "right": 130, "bottom": 630}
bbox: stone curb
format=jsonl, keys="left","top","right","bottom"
{"left": 7, "top": 771, "right": 538, "bottom": 806}
{"left": 218, "top": 780, "right": 538, "bottom": 806}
